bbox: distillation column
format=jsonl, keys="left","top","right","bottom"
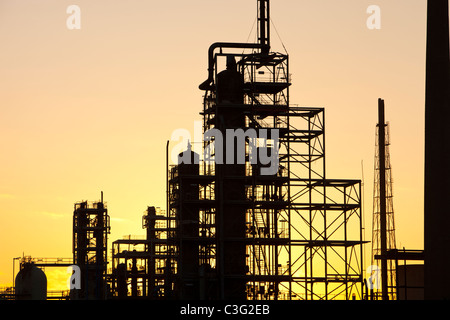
{"left": 215, "top": 56, "right": 247, "bottom": 300}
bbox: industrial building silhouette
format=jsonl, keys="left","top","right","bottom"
{"left": 2, "top": 0, "right": 449, "bottom": 301}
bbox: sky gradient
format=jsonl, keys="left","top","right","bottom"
{"left": 0, "top": 0, "right": 428, "bottom": 290}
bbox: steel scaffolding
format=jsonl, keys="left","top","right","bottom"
{"left": 73, "top": 199, "right": 110, "bottom": 300}
{"left": 84, "top": 0, "right": 365, "bottom": 301}
{"left": 160, "top": 0, "right": 365, "bottom": 300}
{"left": 109, "top": 207, "right": 175, "bottom": 299}
{"left": 371, "top": 101, "right": 397, "bottom": 300}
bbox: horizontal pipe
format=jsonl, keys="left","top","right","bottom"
{"left": 199, "top": 42, "right": 269, "bottom": 90}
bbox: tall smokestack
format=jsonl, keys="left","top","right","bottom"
{"left": 378, "top": 98, "right": 389, "bottom": 300}
{"left": 424, "top": 0, "right": 450, "bottom": 300}
{"left": 258, "top": 0, "right": 270, "bottom": 53}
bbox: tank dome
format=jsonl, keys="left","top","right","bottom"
{"left": 15, "top": 263, "right": 47, "bottom": 300}
{"left": 178, "top": 141, "right": 200, "bottom": 165}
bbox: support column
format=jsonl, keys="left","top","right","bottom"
{"left": 424, "top": 0, "right": 450, "bottom": 300}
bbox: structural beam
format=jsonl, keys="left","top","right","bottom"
{"left": 424, "top": 0, "right": 450, "bottom": 300}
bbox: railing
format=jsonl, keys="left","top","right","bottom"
{"left": 46, "top": 290, "right": 70, "bottom": 300}
{"left": 0, "top": 287, "right": 15, "bottom": 300}
{"left": 74, "top": 201, "right": 107, "bottom": 210}
{"left": 19, "top": 256, "right": 73, "bottom": 267}
{"left": 121, "top": 235, "right": 146, "bottom": 240}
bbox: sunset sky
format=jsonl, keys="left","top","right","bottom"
{"left": 0, "top": 0, "right": 428, "bottom": 290}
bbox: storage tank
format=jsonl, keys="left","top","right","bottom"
{"left": 15, "top": 262, "right": 47, "bottom": 300}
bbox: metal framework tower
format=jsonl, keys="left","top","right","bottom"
{"left": 73, "top": 197, "right": 110, "bottom": 300}
{"left": 371, "top": 99, "right": 397, "bottom": 300}
{"left": 143, "top": 206, "right": 175, "bottom": 299}
{"left": 110, "top": 236, "right": 148, "bottom": 299}
{"left": 34, "top": 0, "right": 365, "bottom": 301}
{"left": 109, "top": 206, "right": 174, "bottom": 299}
{"left": 165, "top": 0, "right": 365, "bottom": 300}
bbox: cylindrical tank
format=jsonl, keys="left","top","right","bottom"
{"left": 176, "top": 144, "right": 200, "bottom": 299}
{"left": 15, "top": 263, "right": 47, "bottom": 300}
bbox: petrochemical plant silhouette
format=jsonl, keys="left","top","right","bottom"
{"left": 1, "top": 0, "right": 449, "bottom": 302}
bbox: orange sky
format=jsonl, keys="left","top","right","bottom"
{"left": 0, "top": 0, "right": 428, "bottom": 290}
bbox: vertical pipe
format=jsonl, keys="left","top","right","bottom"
{"left": 403, "top": 248, "right": 407, "bottom": 300}
{"left": 308, "top": 114, "right": 313, "bottom": 300}
{"left": 166, "top": 140, "right": 169, "bottom": 216}
{"left": 394, "top": 254, "right": 399, "bottom": 300}
{"left": 359, "top": 182, "right": 365, "bottom": 300}
{"left": 344, "top": 186, "right": 348, "bottom": 299}
{"left": 286, "top": 55, "right": 292, "bottom": 301}
{"left": 258, "top": 0, "right": 270, "bottom": 53}
{"left": 322, "top": 110, "right": 327, "bottom": 300}
{"left": 131, "top": 256, "right": 138, "bottom": 297}
{"left": 424, "top": 0, "right": 450, "bottom": 300}
{"left": 378, "top": 98, "right": 388, "bottom": 300}
{"left": 259, "top": 0, "right": 266, "bottom": 46}
{"left": 266, "top": 0, "right": 270, "bottom": 47}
